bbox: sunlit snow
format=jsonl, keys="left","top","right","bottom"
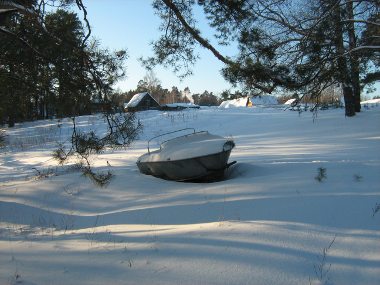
{"left": 0, "top": 104, "right": 379, "bottom": 285}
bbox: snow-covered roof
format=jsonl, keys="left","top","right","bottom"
{"left": 164, "top": 103, "right": 200, "bottom": 108}
{"left": 219, "top": 95, "right": 278, "bottom": 108}
{"left": 219, "top": 97, "right": 248, "bottom": 108}
{"left": 361, "top": 98, "right": 380, "bottom": 104}
{"left": 0, "top": 8, "right": 17, "bottom": 14}
{"left": 251, "top": 95, "right": 278, "bottom": 105}
{"left": 125, "top": 92, "right": 158, "bottom": 108}
{"left": 284, "top": 98, "right": 297, "bottom": 105}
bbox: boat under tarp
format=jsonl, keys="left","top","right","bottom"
{"left": 137, "top": 129, "right": 236, "bottom": 181}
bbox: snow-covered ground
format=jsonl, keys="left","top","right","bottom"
{"left": 1, "top": 105, "right": 379, "bottom": 285}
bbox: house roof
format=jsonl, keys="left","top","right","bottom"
{"left": 0, "top": 8, "right": 17, "bottom": 14}
{"left": 125, "top": 92, "right": 159, "bottom": 108}
{"left": 164, "top": 103, "right": 200, "bottom": 109}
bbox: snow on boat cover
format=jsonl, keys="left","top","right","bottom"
{"left": 137, "top": 130, "right": 235, "bottom": 181}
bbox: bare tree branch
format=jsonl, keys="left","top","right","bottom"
{"left": 342, "top": 19, "right": 380, "bottom": 26}
{"left": 75, "top": 0, "right": 91, "bottom": 47}
{"left": 0, "top": 26, "right": 46, "bottom": 57}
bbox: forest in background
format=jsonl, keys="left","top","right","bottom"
{"left": 1, "top": 0, "right": 378, "bottom": 127}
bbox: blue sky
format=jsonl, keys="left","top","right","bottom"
{"left": 84, "top": 0, "right": 233, "bottom": 94}
{"left": 83, "top": 0, "right": 378, "bottom": 98}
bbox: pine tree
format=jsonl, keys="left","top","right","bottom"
{"left": 146, "top": 0, "right": 379, "bottom": 116}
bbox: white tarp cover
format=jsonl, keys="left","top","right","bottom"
{"left": 138, "top": 132, "right": 231, "bottom": 162}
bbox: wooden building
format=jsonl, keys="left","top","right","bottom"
{"left": 124, "top": 92, "right": 160, "bottom": 112}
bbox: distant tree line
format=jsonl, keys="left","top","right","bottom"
{"left": 277, "top": 86, "right": 344, "bottom": 106}
{"left": 121, "top": 81, "right": 191, "bottom": 106}
{"left": 0, "top": 1, "right": 127, "bottom": 127}
{"left": 116, "top": 71, "right": 223, "bottom": 107}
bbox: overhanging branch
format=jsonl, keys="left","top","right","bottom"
{"left": 161, "top": 0, "right": 233, "bottom": 65}
{"left": 0, "top": 26, "right": 45, "bottom": 57}
{"left": 160, "top": 0, "right": 276, "bottom": 93}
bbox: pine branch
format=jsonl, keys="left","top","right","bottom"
{"left": 160, "top": 0, "right": 277, "bottom": 94}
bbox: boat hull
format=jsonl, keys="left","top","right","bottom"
{"left": 137, "top": 149, "right": 233, "bottom": 181}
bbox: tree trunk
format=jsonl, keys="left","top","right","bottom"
{"left": 333, "top": 1, "right": 355, "bottom": 117}
{"left": 346, "top": 0, "right": 361, "bottom": 112}
{"left": 342, "top": 84, "right": 356, "bottom": 116}
{"left": 7, "top": 64, "right": 16, "bottom": 126}
{"left": 7, "top": 90, "right": 15, "bottom": 127}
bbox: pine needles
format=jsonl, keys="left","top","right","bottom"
{"left": 53, "top": 113, "right": 142, "bottom": 187}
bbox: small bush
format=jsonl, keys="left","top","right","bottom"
{"left": 315, "top": 167, "right": 327, "bottom": 182}
{"left": 353, "top": 174, "right": 363, "bottom": 182}
{"left": 53, "top": 113, "right": 142, "bottom": 187}
{"left": 82, "top": 166, "right": 113, "bottom": 187}
{"left": 311, "top": 236, "right": 336, "bottom": 285}
{"left": 372, "top": 203, "right": 380, "bottom": 217}
{"left": 32, "top": 167, "right": 58, "bottom": 180}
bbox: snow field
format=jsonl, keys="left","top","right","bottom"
{"left": 0, "top": 106, "right": 379, "bottom": 285}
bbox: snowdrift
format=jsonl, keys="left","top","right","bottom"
{"left": 1, "top": 106, "right": 379, "bottom": 285}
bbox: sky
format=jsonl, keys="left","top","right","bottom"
{"left": 83, "top": 0, "right": 234, "bottom": 95}
{"left": 81, "top": 0, "right": 378, "bottom": 98}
